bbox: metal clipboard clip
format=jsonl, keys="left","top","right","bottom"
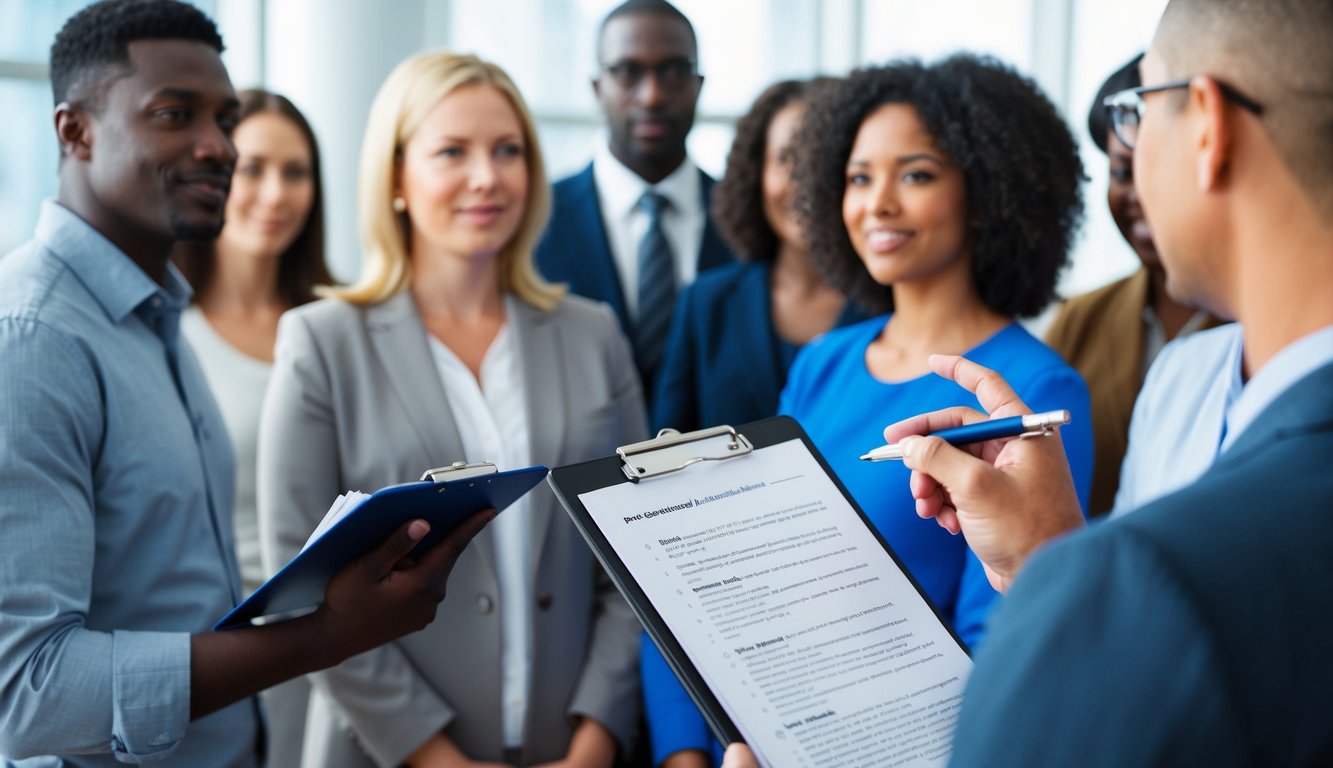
{"left": 617, "top": 425, "right": 754, "bottom": 482}
{"left": 420, "top": 461, "right": 498, "bottom": 483}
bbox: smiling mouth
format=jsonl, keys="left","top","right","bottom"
{"left": 866, "top": 230, "right": 913, "bottom": 253}
{"left": 178, "top": 174, "right": 230, "bottom": 206}
{"left": 459, "top": 205, "right": 505, "bottom": 225}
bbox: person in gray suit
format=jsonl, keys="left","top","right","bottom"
{"left": 257, "top": 52, "right": 647, "bottom": 768}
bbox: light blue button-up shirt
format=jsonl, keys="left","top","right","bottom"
{"left": 0, "top": 202, "right": 259, "bottom": 766}
{"left": 1112, "top": 323, "right": 1244, "bottom": 517}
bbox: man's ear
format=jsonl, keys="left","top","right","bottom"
{"left": 591, "top": 77, "right": 602, "bottom": 101}
{"left": 54, "top": 102, "right": 93, "bottom": 162}
{"left": 1191, "top": 76, "right": 1231, "bottom": 192}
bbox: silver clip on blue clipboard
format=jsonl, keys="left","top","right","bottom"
{"left": 214, "top": 462, "right": 548, "bottom": 630}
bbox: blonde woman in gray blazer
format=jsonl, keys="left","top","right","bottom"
{"left": 257, "top": 52, "right": 646, "bottom": 768}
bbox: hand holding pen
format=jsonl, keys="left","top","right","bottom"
{"left": 878, "top": 355, "right": 1085, "bottom": 593}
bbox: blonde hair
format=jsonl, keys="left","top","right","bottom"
{"left": 327, "top": 51, "right": 565, "bottom": 310}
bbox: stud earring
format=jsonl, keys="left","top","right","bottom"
{"left": 392, "top": 196, "right": 407, "bottom": 213}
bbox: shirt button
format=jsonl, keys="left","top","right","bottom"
{"left": 536, "top": 593, "right": 553, "bottom": 610}
{"left": 477, "top": 594, "right": 494, "bottom": 614}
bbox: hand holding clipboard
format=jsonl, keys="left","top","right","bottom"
{"left": 216, "top": 462, "right": 547, "bottom": 630}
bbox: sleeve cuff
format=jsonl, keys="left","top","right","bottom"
{"left": 110, "top": 630, "right": 190, "bottom": 762}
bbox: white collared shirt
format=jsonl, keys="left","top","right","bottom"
{"left": 592, "top": 140, "right": 705, "bottom": 321}
{"left": 427, "top": 318, "right": 532, "bottom": 748}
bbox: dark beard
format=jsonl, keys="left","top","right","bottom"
{"left": 169, "top": 211, "right": 225, "bottom": 242}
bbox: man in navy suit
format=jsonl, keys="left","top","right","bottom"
{"left": 535, "top": 0, "right": 732, "bottom": 398}
{"left": 722, "top": 0, "right": 1333, "bottom": 765}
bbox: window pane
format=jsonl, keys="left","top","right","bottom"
{"left": 860, "top": 0, "right": 1032, "bottom": 69}
{"left": 0, "top": 79, "right": 59, "bottom": 255}
{"left": 0, "top": 0, "right": 96, "bottom": 61}
{"left": 1061, "top": 0, "right": 1167, "bottom": 295}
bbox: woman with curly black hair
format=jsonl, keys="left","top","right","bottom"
{"left": 780, "top": 56, "right": 1094, "bottom": 651}
{"left": 642, "top": 76, "right": 867, "bottom": 768}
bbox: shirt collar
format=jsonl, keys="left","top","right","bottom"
{"left": 592, "top": 139, "right": 700, "bottom": 220}
{"left": 35, "top": 199, "right": 193, "bottom": 327}
{"left": 1222, "top": 324, "right": 1333, "bottom": 452}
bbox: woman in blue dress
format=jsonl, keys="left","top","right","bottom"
{"left": 781, "top": 55, "right": 1093, "bottom": 652}
{"left": 642, "top": 77, "right": 869, "bottom": 768}
{"left": 643, "top": 56, "right": 1094, "bottom": 768}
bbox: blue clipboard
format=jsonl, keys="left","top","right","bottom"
{"left": 215, "top": 462, "right": 548, "bottom": 630}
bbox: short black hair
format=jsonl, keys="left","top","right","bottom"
{"left": 1087, "top": 53, "right": 1143, "bottom": 153}
{"left": 794, "top": 55, "right": 1084, "bottom": 317}
{"left": 712, "top": 77, "right": 835, "bottom": 260}
{"left": 50, "top": 0, "right": 224, "bottom": 108}
{"left": 597, "top": 0, "right": 697, "bottom": 63}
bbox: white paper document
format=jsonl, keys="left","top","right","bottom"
{"left": 578, "top": 439, "right": 972, "bottom": 768}
{"left": 301, "top": 491, "right": 371, "bottom": 552}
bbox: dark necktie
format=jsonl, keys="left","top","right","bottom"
{"left": 635, "top": 190, "right": 676, "bottom": 385}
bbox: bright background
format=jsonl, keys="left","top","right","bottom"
{"left": 1, "top": 0, "right": 1168, "bottom": 307}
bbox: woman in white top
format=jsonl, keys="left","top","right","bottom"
{"left": 174, "top": 88, "right": 333, "bottom": 768}
{"left": 257, "top": 53, "right": 646, "bottom": 768}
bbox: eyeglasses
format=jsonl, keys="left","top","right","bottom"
{"left": 600, "top": 58, "right": 699, "bottom": 91}
{"left": 1104, "top": 78, "right": 1263, "bottom": 150}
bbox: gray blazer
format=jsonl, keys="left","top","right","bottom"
{"left": 256, "top": 291, "right": 647, "bottom": 767}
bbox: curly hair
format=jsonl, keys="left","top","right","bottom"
{"left": 793, "top": 55, "right": 1084, "bottom": 317}
{"left": 50, "top": 0, "right": 224, "bottom": 108}
{"left": 711, "top": 78, "right": 814, "bottom": 260}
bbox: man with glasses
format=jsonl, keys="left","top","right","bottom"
{"left": 535, "top": 0, "right": 733, "bottom": 406}
{"left": 723, "top": 0, "right": 1333, "bottom": 764}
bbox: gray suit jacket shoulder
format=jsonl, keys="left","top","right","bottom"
{"left": 257, "top": 291, "right": 647, "bottom": 767}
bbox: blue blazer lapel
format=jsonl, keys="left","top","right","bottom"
{"left": 735, "top": 263, "right": 785, "bottom": 410}
{"left": 696, "top": 170, "right": 734, "bottom": 272}
{"left": 566, "top": 166, "right": 630, "bottom": 331}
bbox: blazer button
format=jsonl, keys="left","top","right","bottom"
{"left": 477, "top": 594, "right": 494, "bottom": 614}
{"left": 536, "top": 593, "right": 553, "bottom": 610}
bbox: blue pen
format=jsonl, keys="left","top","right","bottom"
{"left": 859, "top": 409, "right": 1071, "bottom": 462}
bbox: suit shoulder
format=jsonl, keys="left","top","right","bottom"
{"left": 1047, "top": 271, "right": 1143, "bottom": 348}
{"left": 551, "top": 294, "right": 620, "bottom": 334}
{"left": 282, "top": 296, "right": 366, "bottom": 333}
{"left": 550, "top": 166, "right": 595, "bottom": 204}
{"left": 684, "top": 261, "right": 760, "bottom": 297}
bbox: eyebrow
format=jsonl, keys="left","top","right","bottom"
{"left": 847, "top": 152, "right": 943, "bottom": 168}
{"left": 437, "top": 132, "right": 524, "bottom": 144}
{"left": 146, "top": 88, "right": 240, "bottom": 112}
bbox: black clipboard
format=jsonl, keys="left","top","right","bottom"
{"left": 215, "top": 462, "right": 548, "bottom": 630}
{"left": 547, "top": 416, "right": 970, "bottom": 751}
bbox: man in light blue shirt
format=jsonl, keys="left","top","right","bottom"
{"left": 1111, "top": 322, "right": 1244, "bottom": 516}
{"left": 0, "top": 2, "right": 491, "bottom": 765}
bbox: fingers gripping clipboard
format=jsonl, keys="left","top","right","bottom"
{"left": 548, "top": 417, "right": 973, "bottom": 768}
